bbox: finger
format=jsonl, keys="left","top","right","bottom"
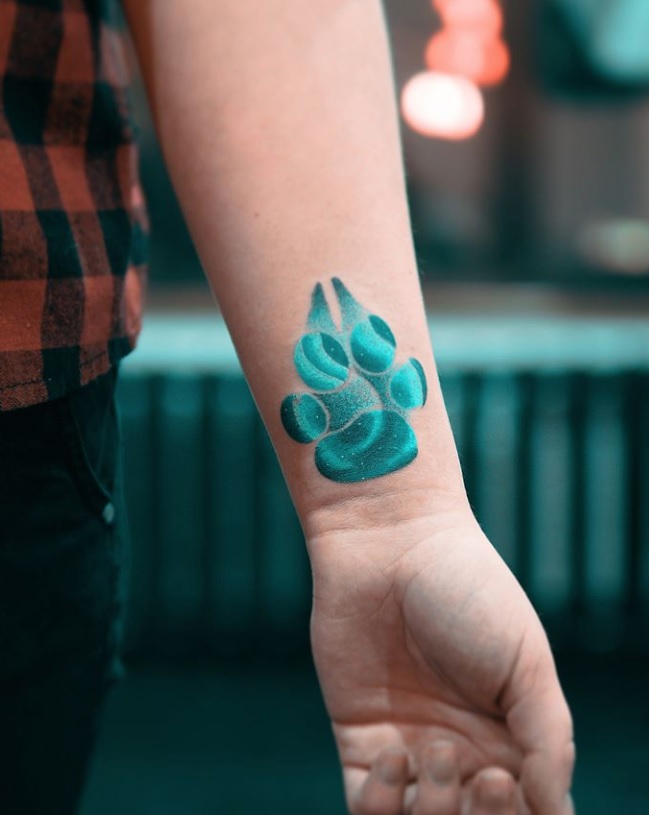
{"left": 348, "top": 747, "right": 410, "bottom": 815}
{"left": 503, "top": 635, "right": 575, "bottom": 814}
{"left": 467, "top": 768, "right": 517, "bottom": 815}
{"left": 413, "top": 740, "right": 461, "bottom": 815}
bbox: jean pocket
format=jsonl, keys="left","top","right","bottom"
{"left": 52, "top": 366, "right": 120, "bottom": 527}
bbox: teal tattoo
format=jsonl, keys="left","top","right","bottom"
{"left": 280, "top": 278, "right": 427, "bottom": 483}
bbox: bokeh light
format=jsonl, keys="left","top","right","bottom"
{"left": 577, "top": 218, "right": 649, "bottom": 274}
{"left": 401, "top": 71, "right": 485, "bottom": 140}
{"left": 425, "top": 29, "right": 510, "bottom": 86}
{"left": 433, "top": 0, "right": 503, "bottom": 34}
{"left": 402, "top": 1, "right": 508, "bottom": 139}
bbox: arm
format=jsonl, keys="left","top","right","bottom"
{"left": 122, "top": 2, "right": 575, "bottom": 813}
{"left": 122, "top": 0, "right": 462, "bottom": 526}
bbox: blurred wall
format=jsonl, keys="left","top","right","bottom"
{"left": 127, "top": 0, "right": 649, "bottom": 286}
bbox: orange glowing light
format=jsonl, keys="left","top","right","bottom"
{"left": 401, "top": 71, "right": 484, "bottom": 141}
{"left": 433, "top": 0, "right": 503, "bottom": 34}
{"left": 425, "top": 30, "right": 510, "bottom": 86}
{"left": 402, "top": 0, "right": 507, "bottom": 138}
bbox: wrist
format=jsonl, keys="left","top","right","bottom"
{"left": 304, "top": 484, "right": 479, "bottom": 617}
{"left": 302, "top": 481, "right": 472, "bottom": 546}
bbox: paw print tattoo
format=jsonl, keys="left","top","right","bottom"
{"left": 280, "top": 278, "right": 427, "bottom": 483}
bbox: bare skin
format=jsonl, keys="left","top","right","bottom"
{"left": 307, "top": 498, "right": 575, "bottom": 814}
{"left": 122, "top": 1, "right": 576, "bottom": 811}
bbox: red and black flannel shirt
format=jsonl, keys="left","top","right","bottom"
{"left": 0, "top": 0, "right": 148, "bottom": 412}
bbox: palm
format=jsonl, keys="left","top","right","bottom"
{"left": 309, "top": 511, "right": 573, "bottom": 812}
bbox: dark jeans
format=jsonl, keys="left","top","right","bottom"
{"left": 0, "top": 364, "right": 128, "bottom": 815}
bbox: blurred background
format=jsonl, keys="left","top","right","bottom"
{"left": 83, "top": 1, "right": 649, "bottom": 812}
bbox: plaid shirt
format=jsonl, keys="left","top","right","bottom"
{"left": 0, "top": 0, "right": 148, "bottom": 412}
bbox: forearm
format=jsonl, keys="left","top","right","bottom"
{"left": 124, "top": 0, "right": 467, "bottom": 533}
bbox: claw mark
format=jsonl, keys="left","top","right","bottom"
{"left": 307, "top": 283, "right": 338, "bottom": 334}
{"left": 280, "top": 278, "right": 427, "bottom": 483}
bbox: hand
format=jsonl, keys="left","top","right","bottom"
{"left": 307, "top": 495, "right": 575, "bottom": 814}
{"left": 355, "top": 741, "right": 528, "bottom": 814}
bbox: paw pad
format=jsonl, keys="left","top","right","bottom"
{"left": 294, "top": 332, "right": 349, "bottom": 390}
{"left": 350, "top": 316, "right": 396, "bottom": 373}
{"left": 280, "top": 278, "right": 427, "bottom": 483}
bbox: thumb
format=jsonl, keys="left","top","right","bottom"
{"left": 503, "top": 629, "right": 576, "bottom": 815}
